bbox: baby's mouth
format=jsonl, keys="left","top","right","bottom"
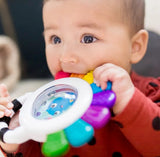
{"left": 61, "top": 64, "right": 88, "bottom": 74}
{"left": 62, "top": 68, "right": 90, "bottom": 75}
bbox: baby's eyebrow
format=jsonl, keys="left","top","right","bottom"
{"left": 77, "top": 23, "right": 102, "bottom": 29}
{"left": 43, "top": 23, "right": 102, "bottom": 36}
{"left": 43, "top": 26, "right": 58, "bottom": 34}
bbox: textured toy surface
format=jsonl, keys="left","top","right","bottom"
{"left": 42, "top": 71, "right": 116, "bottom": 157}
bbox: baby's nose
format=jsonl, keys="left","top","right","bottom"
{"left": 60, "top": 46, "right": 78, "bottom": 64}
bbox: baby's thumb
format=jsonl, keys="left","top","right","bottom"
{"left": 0, "top": 83, "right": 10, "bottom": 97}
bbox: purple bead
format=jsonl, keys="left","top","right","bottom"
{"left": 91, "top": 90, "right": 116, "bottom": 108}
{"left": 36, "top": 112, "right": 41, "bottom": 117}
{"left": 81, "top": 106, "right": 111, "bottom": 129}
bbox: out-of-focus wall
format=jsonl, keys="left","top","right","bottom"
{"left": 133, "top": 0, "right": 160, "bottom": 77}
{"left": 145, "top": 0, "right": 160, "bottom": 34}
{"left": 0, "top": 0, "right": 51, "bottom": 79}
{"left": 0, "top": 0, "right": 160, "bottom": 78}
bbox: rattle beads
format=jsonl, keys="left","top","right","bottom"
{"left": 0, "top": 71, "right": 116, "bottom": 157}
{"left": 42, "top": 71, "right": 116, "bottom": 157}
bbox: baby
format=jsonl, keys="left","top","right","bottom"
{"left": 0, "top": 0, "right": 160, "bottom": 156}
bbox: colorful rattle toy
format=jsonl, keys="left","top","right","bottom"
{"left": 0, "top": 71, "right": 116, "bottom": 157}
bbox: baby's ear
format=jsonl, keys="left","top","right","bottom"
{"left": 130, "top": 29, "right": 148, "bottom": 64}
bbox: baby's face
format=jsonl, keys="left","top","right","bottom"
{"left": 43, "top": 0, "right": 133, "bottom": 76}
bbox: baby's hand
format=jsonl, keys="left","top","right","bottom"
{"left": 93, "top": 63, "right": 135, "bottom": 115}
{"left": 0, "top": 84, "right": 13, "bottom": 118}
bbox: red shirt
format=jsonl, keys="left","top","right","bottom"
{"left": 2, "top": 72, "right": 160, "bottom": 157}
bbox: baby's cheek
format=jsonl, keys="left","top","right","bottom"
{"left": 50, "top": 67, "right": 61, "bottom": 77}
{"left": 48, "top": 59, "right": 61, "bottom": 75}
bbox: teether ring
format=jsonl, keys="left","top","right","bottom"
{"left": 0, "top": 71, "right": 116, "bottom": 157}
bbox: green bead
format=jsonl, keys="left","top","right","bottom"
{"left": 42, "top": 130, "right": 69, "bottom": 157}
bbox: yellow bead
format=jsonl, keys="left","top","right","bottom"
{"left": 82, "top": 71, "right": 94, "bottom": 84}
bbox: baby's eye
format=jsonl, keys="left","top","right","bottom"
{"left": 81, "top": 35, "right": 97, "bottom": 44}
{"left": 51, "top": 36, "right": 61, "bottom": 44}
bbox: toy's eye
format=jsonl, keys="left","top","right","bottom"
{"left": 51, "top": 36, "right": 61, "bottom": 44}
{"left": 41, "top": 101, "right": 47, "bottom": 106}
{"left": 81, "top": 35, "right": 97, "bottom": 44}
{"left": 54, "top": 111, "right": 60, "bottom": 115}
{"left": 51, "top": 103, "right": 57, "bottom": 108}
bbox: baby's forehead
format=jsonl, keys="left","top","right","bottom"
{"left": 43, "top": 0, "right": 123, "bottom": 24}
{"left": 43, "top": 0, "right": 141, "bottom": 34}
{"left": 44, "top": 0, "right": 123, "bottom": 17}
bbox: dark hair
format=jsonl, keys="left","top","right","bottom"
{"left": 43, "top": 0, "right": 145, "bottom": 35}
{"left": 43, "top": 0, "right": 49, "bottom": 4}
{"left": 121, "top": 0, "right": 145, "bottom": 35}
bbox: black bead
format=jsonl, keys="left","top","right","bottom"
{"left": 112, "top": 152, "right": 122, "bottom": 157}
{"left": 7, "top": 154, "right": 14, "bottom": 157}
{"left": 154, "top": 100, "right": 160, "bottom": 103}
{"left": 152, "top": 117, "right": 160, "bottom": 131}
{"left": 88, "top": 136, "right": 96, "bottom": 145}
{"left": 113, "top": 121, "right": 124, "bottom": 128}
{"left": 149, "top": 82, "right": 158, "bottom": 87}
{"left": 15, "top": 152, "right": 23, "bottom": 157}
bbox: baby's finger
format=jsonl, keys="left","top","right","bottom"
{"left": 4, "top": 109, "right": 12, "bottom": 117}
{"left": 0, "top": 97, "right": 10, "bottom": 104}
{"left": 0, "top": 97, "right": 13, "bottom": 111}
{"left": 0, "top": 105, "right": 12, "bottom": 118}
{"left": 0, "top": 84, "right": 10, "bottom": 97}
{"left": 0, "top": 105, "right": 7, "bottom": 118}
{"left": 0, "top": 111, "right": 4, "bottom": 118}
{"left": 0, "top": 104, "right": 8, "bottom": 112}
{"left": 93, "top": 64, "right": 110, "bottom": 87}
{"left": 0, "top": 110, "right": 12, "bottom": 118}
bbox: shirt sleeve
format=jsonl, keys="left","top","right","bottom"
{"left": 112, "top": 87, "right": 160, "bottom": 157}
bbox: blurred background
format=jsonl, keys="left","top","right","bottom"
{"left": 133, "top": 0, "right": 160, "bottom": 77}
{"left": 0, "top": 1, "right": 160, "bottom": 156}
{"left": 0, "top": 0, "right": 160, "bottom": 79}
{"left": 0, "top": 0, "right": 160, "bottom": 99}
{"left": 0, "top": 0, "right": 50, "bottom": 79}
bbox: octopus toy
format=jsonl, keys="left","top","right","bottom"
{"left": 42, "top": 71, "right": 116, "bottom": 156}
{"left": 0, "top": 71, "right": 116, "bottom": 157}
